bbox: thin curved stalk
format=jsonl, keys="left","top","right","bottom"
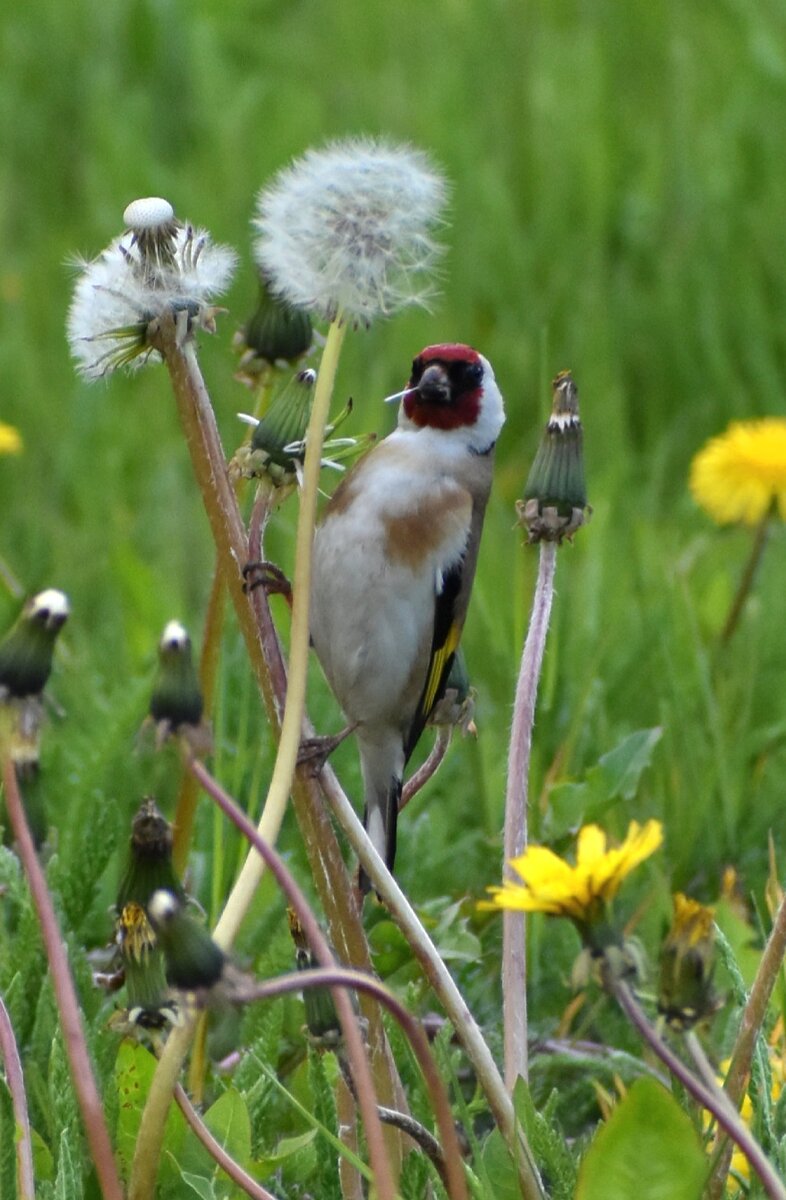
{"left": 2, "top": 759, "right": 124, "bottom": 1200}
{"left": 186, "top": 753, "right": 395, "bottom": 1200}
{"left": 315, "top": 761, "right": 546, "bottom": 1200}
{"left": 610, "top": 975, "right": 786, "bottom": 1200}
{"left": 720, "top": 512, "right": 770, "bottom": 645}
{"left": 236, "top": 966, "right": 469, "bottom": 1200}
{"left": 174, "top": 1084, "right": 276, "bottom": 1200}
{"left": 0, "top": 992, "right": 34, "bottom": 1200}
{"left": 503, "top": 541, "right": 557, "bottom": 1088}
{"left": 130, "top": 1015, "right": 196, "bottom": 1200}
{"left": 707, "top": 888, "right": 786, "bottom": 1199}
{"left": 214, "top": 317, "right": 347, "bottom": 947}
{"left": 400, "top": 727, "right": 451, "bottom": 812}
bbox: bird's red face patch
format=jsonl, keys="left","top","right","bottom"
{"left": 403, "top": 344, "right": 484, "bottom": 430}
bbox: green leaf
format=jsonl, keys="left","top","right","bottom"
{"left": 54, "top": 1128, "right": 83, "bottom": 1200}
{"left": 202, "top": 1087, "right": 252, "bottom": 1171}
{"left": 177, "top": 1169, "right": 218, "bottom": 1199}
{"left": 590, "top": 727, "right": 663, "bottom": 803}
{"left": 575, "top": 1077, "right": 706, "bottom": 1200}
{"left": 479, "top": 1127, "right": 520, "bottom": 1200}
{"left": 114, "top": 1039, "right": 187, "bottom": 1183}
{"left": 31, "top": 1126, "right": 55, "bottom": 1183}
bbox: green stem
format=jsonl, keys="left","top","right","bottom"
{"left": 720, "top": 512, "right": 771, "bottom": 645}
{"left": 213, "top": 317, "right": 347, "bottom": 947}
{"left": 707, "top": 888, "right": 786, "bottom": 1199}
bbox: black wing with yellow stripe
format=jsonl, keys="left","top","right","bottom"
{"left": 403, "top": 558, "right": 465, "bottom": 763}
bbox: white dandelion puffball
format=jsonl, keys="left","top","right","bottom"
{"left": 253, "top": 138, "right": 448, "bottom": 324}
{"left": 67, "top": 198, "right": 237, "bottom": 380}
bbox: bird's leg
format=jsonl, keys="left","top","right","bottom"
{"left": 297, "top": 724, "right": 357, "bottom": 773}
{"left": 242, "top": 560, "right": 292, "bottom": 605}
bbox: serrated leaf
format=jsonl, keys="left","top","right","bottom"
{"left": 54, "top": 1128, "right": 83, "bottom": 1200}
{"left": 575, "top": 1077, "right": 705, "bottom": 1200}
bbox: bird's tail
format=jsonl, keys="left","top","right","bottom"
{"left": 357, "top": 730, "right": 404, "bottom": 895}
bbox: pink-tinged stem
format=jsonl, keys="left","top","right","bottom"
{"left": 174, "top": 1084, "right": 276, "bottom": 1200}
{"left": 233, "top": 966, "right": 469, "bottom": 1200}
{"left": 611, "top": 974, "right": 786, "bottom": 1200}
{"left": 2, "top": 758, "right": 124, "bottom": 1200}
{"left": 503, "top": 541, "right": 557, "bottom": 1088}
{"left": 707, "top": 888, "right": 786, "bottom": 1199}
{"left": 185, "top": 755, "right": 396, "bottom": 1200}
{"left": 400, "top": 728, "right": 451, "bottom": 812}
{"left": 0, "top": 992, "right": 34, "bottom": 1200}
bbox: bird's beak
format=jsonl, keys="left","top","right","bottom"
{"left": 416, "top": 363, "right": 451, "bottom": 405}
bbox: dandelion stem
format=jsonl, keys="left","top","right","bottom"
{"left": 707, "top": 887, "right": 786, "bottom": 1200}
{"left": 185, "top": 751, "right": 397, "bottom": 1200}
{"left": 720, "top": 511, "right": 770, "bottom": 645}
{"left": 173, "top": 558, "right": 227, "bottom": 873}
{"left": 609, "top": 973, "right": 786, "bottom": 1200}
{"left": 503, "top": 540, "right": 557, "bottom": 1088}
{"left": 174, "top": 1084, "right": 277, "bottom": 1200}
{"left": 213, "top": 317, "right": 347, "bottom": 947}
{"left": 316, "top": 759, "right": 546, "bottom": 1200}
{"left": 129, "top": 1015, "right": 196, "bottom": 1200}
{"left": 400, "top": 727, "right": 451, "bottom": 811}
{"left": 1, "top": 758, "right": 124, "bottom": 1200}
{"left": 0, "top": 992, "right": 34, "bottom": 1200}
{"left": 235, "top": 965, "right": 469, "bottom": 1200}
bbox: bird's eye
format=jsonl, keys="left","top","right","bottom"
{"left": 464, "top": 361, "right": 483, "bottom": 386}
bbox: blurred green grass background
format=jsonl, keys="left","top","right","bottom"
{"left": 2, "top": 0, "right": 786, "bottom": 956}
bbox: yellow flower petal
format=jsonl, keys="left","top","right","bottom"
{"left": 690, "top": 418, "right": 786, "bottom": 526}
{"left": 0, "top": 422, "right": 22, "bottom": 455}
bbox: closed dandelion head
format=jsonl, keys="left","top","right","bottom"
{"left": 116, "top": 796, "right": 184, "bottom": 913}
{"left": 253, "top": 138, "right": 448, "bottom": 325}
{"left": 115, "top": 901, "right": 176, "bottom": 1031}
{"left": 67, "top": 197, "right": 237, "bottom": 380}
{"left": 518, "top": 370, "right": 589, "bottom": 543}
{"left": 147, "top": 620, "right": 210, "bottom": 752}
{"left": 658, "top": 893, "right": 720, "bottom": 1030}
{"left": 0, "top": 589, "right": 70, "bottom": 700}
{"left": 236, "top": 272, "right": 314, "bottom": 375}
{"left": 148, "top": 888, "right": 225, "bottom": 992}
{"left": 690, "top": 418, "right": 786, "bottom": 526}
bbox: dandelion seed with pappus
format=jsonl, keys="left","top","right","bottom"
{"left": 67, "top": 197, "right": 236, "bottom": 379}
{"left": 253, "top": 138, "right": 448, "bottom": 325}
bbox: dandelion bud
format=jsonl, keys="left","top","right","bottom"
{"left": 147, "top": 889, "right": 225, "bottom": 991}
{"left": 253, "top": 138, "right": 448, "bottom": 325}
{"left": 0, "top": 590, "right": 69, "bottom": 700}
{"left": 148, "top": 621, "right": 210, "bottom": 752}
{"left": 518, "top": 371, "right": 589, "bottom": 543}
{"left": 68, "top": 198, "right": 236, "bottom": 379}
{"left": 658, "top": 893, "right": 720, "bottom": 1030}
{"left": 237, "top": 273, "right": 313, "bottom": 371}
{"left": 288, "top": 908, "right": 357, "bottom": 1047}
{"left": 116, "top": 797, "right": 184, "bottom": 914}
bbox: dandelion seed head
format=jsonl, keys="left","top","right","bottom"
{"left": 160, "top": 620, "right": 190, "bottom": 651}
{"left": 29, "top": 589, "right": 70, "bottom": 625}
{"left": 67, "top": 200, "right": 237, "bottom": 380}
{"left": 253, "top": 138, "right": 448, "bottom": 324}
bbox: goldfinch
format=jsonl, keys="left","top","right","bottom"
{"left": 310, "top": 344, "right": 505, "bottom": 890}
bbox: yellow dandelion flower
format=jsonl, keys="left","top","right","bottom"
{"left": 690, "top": 418, "right": 786, "bottom": 526}
{"left": 0, "top": 422, "right": 22, "bottom": 455}
{"left": 482, "top": 819, "right": 663, "bottom": 927}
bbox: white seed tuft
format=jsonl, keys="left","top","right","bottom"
{"left": 30, "top": 589, "right": 70, "bottom": 620}
{"left": 253, "top": 138, "right": 448, "bottom": 325}
{"left": 123, "top": 197, "right": 176, "bottom": 230}
{"left": 67, "top": 203, "right": 237, "bottom": 380}
{"left": 160, "top": 620, "right": 190, "bottom": 650}
{"left": 148, "top": 889, "right": 179, "bottom": 924}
